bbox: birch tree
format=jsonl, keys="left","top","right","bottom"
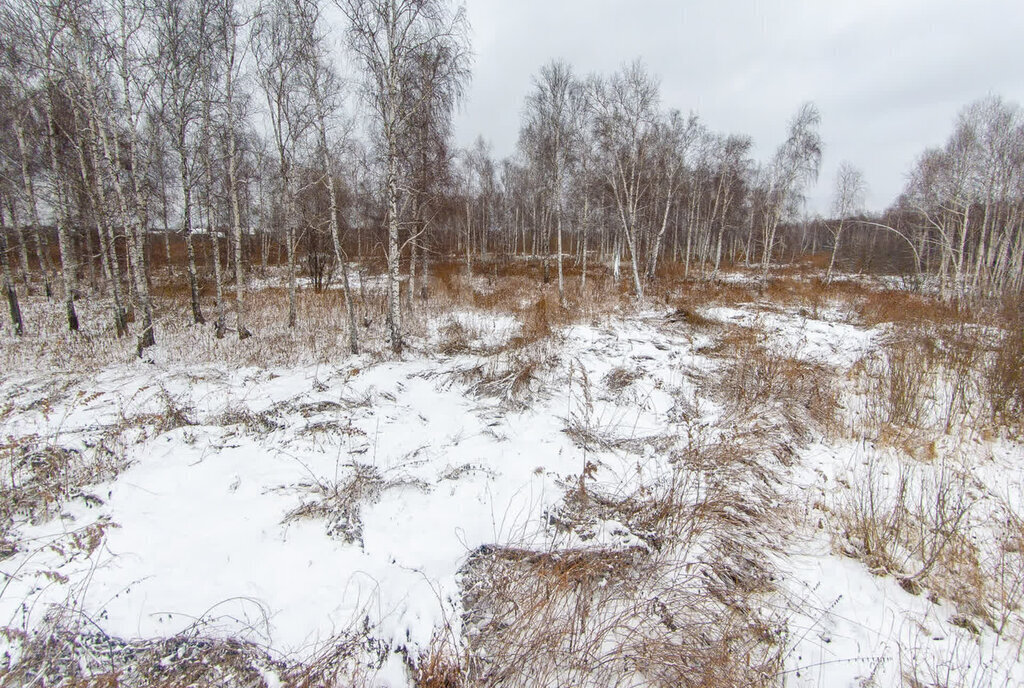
{"left": 253, "top": 0, "right": 310, "bottom": 328}
{"left": 521, "top": 60, "right": 585, "bottom": 306}
{"left": 293, "top": 0, "right": 359, "bottom": 353}
{"left": 37, "top": 0, "right": 82, "bottom": 331}
{"left": 0, "top": 200, "right": 25, "bottom": 336}
{"left": 95, "top": 0, "right": 158, "bottom": 352}
{"left": 826, "top": 161, "right": 865, "bottom": 284}
{"left": 336, "top": 0, "right": 469, "bottom": 353}
{"left": 400, "top": 38, "right": 467, "bottom": 308}
{"left": 760, "top": 102, "right": 822, "bottom": 285}
{"left": 590, "top": 62, "right": 660, "bottom": 300}
{"left": 216, "top": 0, "right": 252, "bottom": 339}
{"left": 153, "top": 0, "right": 210, "bottom": 325}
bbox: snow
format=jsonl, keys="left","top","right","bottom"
{"left": 1, "top": 298, "right": 1022, "bottom": 686}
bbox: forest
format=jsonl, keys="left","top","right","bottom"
{"left": 2, "top": 0, "right": 1022, "bottom": 352}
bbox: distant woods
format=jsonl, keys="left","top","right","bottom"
{"left": 1, "top": 0, "right": 1023, "bottom": 350}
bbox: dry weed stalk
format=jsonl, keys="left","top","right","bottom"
{"left": 986, "top": 313, "right": 1024, "bottom": 429}
{"left": 836, "top": 455, "right": 984, "bottom": 617}
{"left": 709, "top": 324, "right": 840, "bottom": 439}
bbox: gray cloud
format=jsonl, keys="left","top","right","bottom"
{"left": 452, "top": 0, "right": 1024, "bottom": 213}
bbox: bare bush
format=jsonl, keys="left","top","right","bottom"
{"left": 986, "top": 316, "right": 1024, "bottom": 429}
{"left": 989, "top": 499, "right": 1024, "bottom": 641}
{"left": 836, "top": 455, "right": 983, "bottom": 616}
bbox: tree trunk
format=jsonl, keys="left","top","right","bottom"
{"left": 580, "top": 192, "right": 589, "bottom": 292}
{"left": 76, "top": 124, "right": 128, "bottom": 336}
{"left": 225, "top": 86, "right": 251, "bottom": 340}
{"left": 556, "top": 200, "right": 565, "bottom": 306}
{"left": 15, "top": 121, "right": 53, "bottom": 298}
{"left": 202, "top": 147, "right": 226, "bottom": 338}
{"left": 11, "top": 210, "right": 31, "bottom": 291}
{"left": 319, "top": 109, "right": 359, "bottom": 355}
{"left": 1, "top": 209, "right": 25, "bottom": 336}
{"left": 825, "top": 220, "right": 845, "bottom": 285}
{"left": 464, "top": 199, "right": 473, "bottom": 279}
{"left": 43, "top": 101, "right": 80, "bottom": 332}
{"left": 286, "top": 174, "right": 298, "bottom": 328}
{"left": 385, "top": 144, "right": 402, "bottom": 352}
{"left": 179, "top": 154, "right": 205, "bottom": 325}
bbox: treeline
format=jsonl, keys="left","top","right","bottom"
{"left": 1, "top": 0, "right": 1022, "bottom": 356}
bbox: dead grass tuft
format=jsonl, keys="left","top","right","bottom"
{"left": 711, "top": 326, "right": 840, "bottom": 437}
{"left": 459, "top": 544, "right": 785, "bottom": 688}
{"left": 217, "top": 405, "right": 284, "bottom": 434}
{"left": 0, "top": 435, "right": 126, "bottom": 550}
{"left": 438, "top": 320, "right": 472, "bottom": 356}
{"left": 986, "top": 314, "right": 1024, "bottom": 428}
{"left": 412, "top": 633, "right": 465, "bottom": 688}
{"left": 664, "top": 305, "right": 717, "bottom": 329}
{"left": 436, "top": 340, "right": 557, "bottom": 411}
{"left": 0, "top": 612, "right": 284, "bottom": 688}
{"left": 602, "top": 365, "right": 643, "bottom": 393}
{"left": 281, "top": 463, "right": 427, "bottom": 545}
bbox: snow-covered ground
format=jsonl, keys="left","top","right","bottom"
{"left": 1, "top": 296, "right": 1021, "bottom": 686}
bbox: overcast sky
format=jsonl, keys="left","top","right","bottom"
{"left": 450, "top": 0, "right": 1024, "bottom": 214}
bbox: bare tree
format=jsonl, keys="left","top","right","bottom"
{"left": 1, "top": 3, "right": 56, "bottom": 299}
{"left": 0, "top": 199, "right": 25, "bottom": 335}
{"left": 292, "top": 0, "right": 359, "bottom": 353}
{"left": 38, "top": 0, "right": 81, "bottom": 332}
{"left": 96, "top": 0, "right": 159, "bottom": 352}
{"left": 646, "top": 109, "right": 698, "bottom": 281}
{"left": 154, "top": 0, "right": 211, "bottom": 326}
{"left": 826, "top": 161, "right": 865, "bottom": 284}
{"left": 760, "top": 102, "right": 822, "bottom": 285}
{"left": 590, "top": 62, "right": 660, "bottom": 300}
{"left": 253, "top": 0, "right": 312, "bottom": 328}
{"left": 217, "top": 0, "right": 252, "bottom": 339}
{"left": 521, "top": 60, "right": 585, "bottom": 306}
{"left": 401, "top": 38, "right": 465, "bottom": 309}
{"left": 336, "top": 0, "right": 469, "bottom": 353}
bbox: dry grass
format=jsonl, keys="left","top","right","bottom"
{"left": 281, "top": 463, "right": 427, "bottom": 546}
{"left": 854, "top": 307, "right": 1021, "bottom": 443}
{"left": 864, "top": 336, "right": 932, "bottom": 431}
{"left": 858, "top": 289, "right": 968, "bottom": 327}
{"left": 0, "top": 609, "right": 284, "bottom": 688}
{"left": 986, "top": 312, "right": 1024, "bottom": 428}
{"left": 2, "top": 264, "right": 1021, "bottom": 685}
{"left": 437, "top": 320, "right": 472, "bottom": 356}
{"left": 708, "top": 324, "right": 840, "bottom": 439}
{"left": 0, "top": 435, "right": 127, "bottom": 554}
{"left": 835, "top": 455, "right": 986, "bottom": 621}
{"left": 458, "top": 544, "right": 785, "bottom": 688}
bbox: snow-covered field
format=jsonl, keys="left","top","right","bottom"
{"left": 1, "top": 284, "right": 1022, "bottom": 686}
